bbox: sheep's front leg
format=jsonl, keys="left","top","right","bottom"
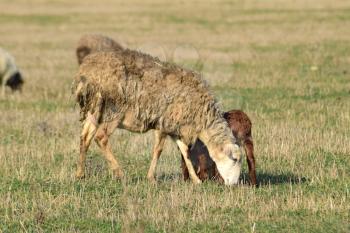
{"left": 147, "top": 131, "right": 166, "bottom": 182}
{"left": 94, "top": 122, "right": 124, "bottom": 179}
{"left": 176, "top": 140, "right": 201, "bottom": 184}
{"left": 76, "top": 112, "right": 98, "bottom": 179}
{"left": 244, "top": 138, "right": 257, "bottom": 186}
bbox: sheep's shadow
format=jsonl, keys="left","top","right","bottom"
{"left": 242, "top": 172, "right": 308, "bottom": 187}
{"left": 155, "top": 171, "right": 307, "bottom": 186}
{"left": 113, "top": 169, "right": 308, "bottom": 186}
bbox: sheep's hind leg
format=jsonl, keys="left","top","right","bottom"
{"left": 76, "top": 112, "right": 98, "bottom": 179}
{"left": 176, "top": 140, "right": 201, "bottom": 184}
{"left": 94, "top": 121, "right": 124, "bottom": 179}
{"left": 147, "top": 131, "right": 166, "bottom": 183}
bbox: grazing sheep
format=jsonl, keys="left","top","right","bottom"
{"left": 0, "top": 47, "right": 24, "bottom": 95}
{"left": 76, "top": 34, "right": 124, "bottom": 65}
{"left": 181, "top": 110, "right": 257, "bottom": 185}
{"left": 73, "top": 50, "right": 243, "bottom": 185}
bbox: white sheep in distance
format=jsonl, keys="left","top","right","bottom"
{"left": 0, "top": 47, "right": 24, "bottom": 95}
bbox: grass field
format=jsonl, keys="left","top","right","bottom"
{"left": 1, "top": 0, "right": 350, "bottom": 232}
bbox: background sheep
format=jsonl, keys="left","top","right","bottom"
{"left": 76, "top": 34, "right": 124, "bottom": 65}
{"left": 0, "top": 47, "right": 24, "bottom": 95}
{"left": 181, "top": 110, "right": 257, "bottom": 185}
{"left": 73, "top": 50, "right": 242, "bottom": 185}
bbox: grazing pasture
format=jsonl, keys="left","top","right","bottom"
{"left": 0, "top": 0, "right": 349, "bottom": 232}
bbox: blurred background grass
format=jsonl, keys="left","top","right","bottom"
{"left": 0, "top": 0, "right": 349, "bottom": 232}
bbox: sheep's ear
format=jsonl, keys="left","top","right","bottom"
{"left": 225, "top": 143, "right": 242, "bottom": 162}
{"left": 80, "top": 76, "right": 87, "bottom": 83}
{"left": 77, "top": 46, "right": 91, "bottom": 64}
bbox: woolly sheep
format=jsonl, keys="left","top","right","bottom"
{"left": 73, "top": 49, "right": 243, "bottom": 185}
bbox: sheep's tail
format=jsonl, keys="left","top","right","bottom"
{"left": 71, "top": 76, "right": 82, "bottom": 107}
{"left": 74, "top": 80, "right": 85, "bottom": 105}
{"left": 72, "top": 76, "right": 103, "bottom": 121}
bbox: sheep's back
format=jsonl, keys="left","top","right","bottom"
{"left": 75, "top": 50, "right": 222, "bottom": 142}
{"left": 77, "top": 34, "right": 123, "bottom": 53}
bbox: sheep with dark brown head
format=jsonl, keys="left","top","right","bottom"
{"left": 73, "top": 49, "right": 243, "bottom": 185}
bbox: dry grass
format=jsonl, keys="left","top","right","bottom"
{"left": 0, "top": 0, "right": 349, "bottom": 232}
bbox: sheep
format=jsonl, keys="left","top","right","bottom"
{"left": 76, "top": 34, "right": 124, "bottom": 65}
{"left": 181, "top": 110, "right": 257, "bottom": 186}
{"left": 0, "top": 47, "right": 24, "bottom": 95}
{"left": 73, "top": 49, "right": 243, "bottom": 185}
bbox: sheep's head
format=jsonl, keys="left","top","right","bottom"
{"left": 209, "top": 143, "right": 242, "bottom": 186}
{"left": 6, "top": 71, "right": 24, "bottom": 92}
{"left": 76, "top": 46, "right": 91, "bottom": 65}
{"left": 219, "top": 143, "right": 242, "bottom": 185}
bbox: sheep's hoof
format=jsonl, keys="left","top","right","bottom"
{"left": 76, "top": 172, "right": 85, "bottom": 179}
{"left": 193, "top": 178, "right": 202, "bottom": 185}
{"left": 147, "top": 176, "right": 157, "bottom": 184}
{"left": 112, "top": 169, "right": 124, "bottom": 179}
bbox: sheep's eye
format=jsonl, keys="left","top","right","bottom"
{"left": 231, "top": 157, "right": 238, "bottom": 163}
